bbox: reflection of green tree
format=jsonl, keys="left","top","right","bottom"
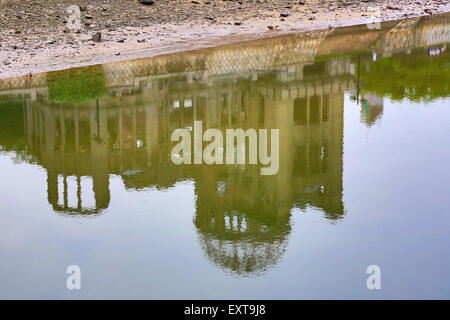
{"left": 0, "top": 99, "right": 26, "bottom": 152}
{"left": 47, "top": 66, "right": 106, "bottom": 103}
{"left": 360, "top": 52, "right": 450, "bottom": 102}
{"left": 0, "top": 99, "right": 34, "bottom": 163}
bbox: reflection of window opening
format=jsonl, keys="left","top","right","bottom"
{"left": 232, "top": 215, "right": 238, "bottom": 232}
{"left": 224, "top": 215, "right": 231, "bottom": 230}
{"left": 173, "top": 100, "right": 180, "bottom": 109}
{"left": 310, "top": 95, "right": 320, "bottom": 124}
{"left": 220, "top": 95, "right": 227, "bottom": 108}
{"left": 78, "top": 120, "right": 90, "bottom": 152}
{"left": 304, "top": 62, "right": 325, "bottom": 75}
{"left": 184, "top": 99, "right": 192, "bottom": 108}
{"left": 63, "top": 118, "right": 75, "bottom": 152}
{"left": 241, "top": 217, "right": 247, "bottom": 232}
{"left": 322, "top": 95, "right": 330, "bottom": 122}
{"left": 217, "top": 181, "right": 226, "bottom": 196}
{"left": 309, "top": 145, "right": 321, "bottom": 174}
{"left": 196, "top": 96, "right": 206, "bottom": 120}
{"left": 157, "top": 112, "right": 166, "bottom": 144}
{"left": 259, "top": 97, "right": 265, "bottom": 125}
{"left": 293, "top": 146, "right": 307, "bottom": 176}
{"left": 294, "top": 98, "right": 307, "bottom": 125}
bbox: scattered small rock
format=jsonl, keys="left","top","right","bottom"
{"left": 280, "top": 13, "right": 289, "bottom": 18}
{"left": 424, "top": 8, "right": 432, "bottom": 15}
{"left": 267, "top": 25, "right": 274, "bottom": 30}
{"left": 85, "top": 14, "right": 93, "bottom": 19}
{"left": 117, "top": 38, "right": 125, "bottom": 43}
{"left": 234, "top": 22, "right": 242, "bottom": 26}
{"left": 299, "top": 1, "right": 305, "bottom": 5}
{"left": 92, "top": 32, "right": 102, "bottom": 42}
{"left": 139, "top": 0, "right": 154, "bottom": 5}
{"left": 191, "top": 0, "right": 200, "bottom": 4}
{"left": 308, "top": 16, "right": 315, "bottom": 20}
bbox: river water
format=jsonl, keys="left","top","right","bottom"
{"left": 0, "top": 15, "right": 449, "bottom": 299}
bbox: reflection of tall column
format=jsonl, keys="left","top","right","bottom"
{"left": 228, "top": 88, "right": 232, "bottom": 127}
{"left": 132, "top": 104, "right": 137, "bottom": 165}
{"left": 324, "top": 90, "right": 344, "bottom": 216}
{"left": 90, "top": 99, "right": 110, "bottom": 209}
{"left": 145, "top": 102, "right": 158, "bottom": 165}
{"left": 60, "top": 108, "right": 65, "bottom": 157}
{"left": 206, "top": 94, "right": 219, "bottom": 128}
{"left": 47, "top": 169, "right": 58, "bottom": 208}
{"left": 264, "top": 97, "right": 293, "bottom": 212}
{"left": 118, "top": 105, "right": 124, "bottom": 165}
{"left": 74, "top": 107, "right": 79, "bottom": 164}
{"left": 44, "top": 106, "right": 58, "bottom": 208}
{"left": 25, "top": 103, "right": 34, "bottom": 149}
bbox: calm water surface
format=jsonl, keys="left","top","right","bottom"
{"left": 0, "top": 16, "right": 449, "bottom": 299}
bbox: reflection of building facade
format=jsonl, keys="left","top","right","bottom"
{"left": 4, "top": 57, "right": 351, "bottom": 274}
{"left": 1, "top": 13, "right": 449, "bottom": 275}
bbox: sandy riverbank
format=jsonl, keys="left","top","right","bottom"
{"left": 1, "top": 0, "right": 449, "bottom": 79}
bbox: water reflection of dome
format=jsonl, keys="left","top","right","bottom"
{"left": 195, "top": 209, "right": 291, "bottom": 276}
{"left": 360, "top": 93, "right": 384, "bottom": 127}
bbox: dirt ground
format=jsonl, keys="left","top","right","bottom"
{"left": 1, "top": 0, "right": 449, "bottom": 78}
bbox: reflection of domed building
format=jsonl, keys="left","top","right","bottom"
{"left": 17, "top": 16, "right": 450, "bottom": 273}
{"left": 195, "top": 202, "right": 290, "bottom": 275}
{"left": 194, "top": 165, "right": 292, "bottom": 275}
{"left": 1, "top": 14, "right": 449, "bottom": 275}
{"left": 2, "top": 59, "right": 348, "bottom": 274}
{"left": 197, "top": 229, "right": 289, "bottom": 276}
{"left": 360, "top": 93, "right": 384, "bottom": 127}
